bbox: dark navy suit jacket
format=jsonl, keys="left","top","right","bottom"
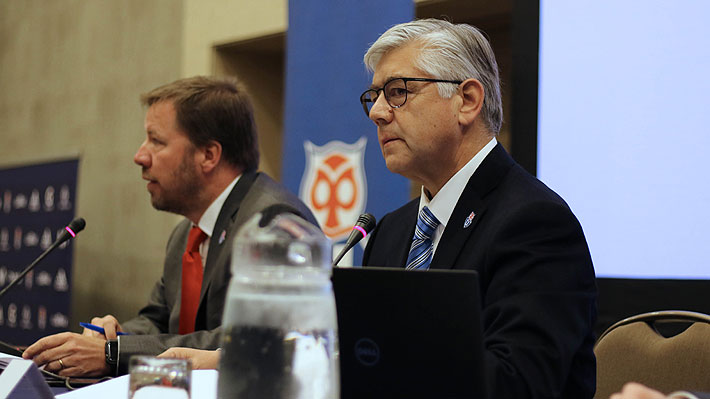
{"left": 363, "top": 144, "right": 597, "bottom": 398}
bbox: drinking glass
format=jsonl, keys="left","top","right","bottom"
{"left": 128, "top": 356, "right": 191, "bottom": 399}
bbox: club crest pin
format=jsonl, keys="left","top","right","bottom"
{"left": 218, "top": 230, "right": 227, "bottom": 245}
{"left": 463, "top": 211, "right": 476, "bottom": 228}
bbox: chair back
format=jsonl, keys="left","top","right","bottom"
{"left": 594, "top": 310, "right": 710, "bottom": 398}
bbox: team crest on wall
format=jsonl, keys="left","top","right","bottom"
{"left": 300, "top": 137, "right": 367, "bottom": 241}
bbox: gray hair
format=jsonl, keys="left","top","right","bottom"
{"left": 364, "top": 19, "right": 503, "bottom": 134}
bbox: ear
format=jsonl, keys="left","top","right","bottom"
{"left": 457, "top": 78, "right": 485, "bottom": 127}
{"left": 198, "top": 140, "right": 223, "bottom": 174}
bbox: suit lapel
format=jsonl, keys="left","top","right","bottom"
{"left": 431, "top": 144, "right": 514, "bottom": 269}
{"left": 198, "top": 171, "right": 259, "bottom": 306}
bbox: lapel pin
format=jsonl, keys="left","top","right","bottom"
{"left": 463, "top": 211, "right": 476, "bottom": 228}
{"left": 218, "top": 230, "right": 227, "bottom": 245}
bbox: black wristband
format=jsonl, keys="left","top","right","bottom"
{"left": 105, "top": 339, "right": 118, "bottom": 375}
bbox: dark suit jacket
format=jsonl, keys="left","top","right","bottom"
{"left": 117, "top": 171, "right": 317, "bottom": 374}
{"left": 363, "top": 144, "right": 597, "bottom": 399}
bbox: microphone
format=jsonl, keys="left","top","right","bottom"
{"left": 333, "top": 213, "right": 377, "bottom": 266}
{"left": 0, "top": 217, "right": 86, "bottom": 302}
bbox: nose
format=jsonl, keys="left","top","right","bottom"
{"left": 368, "top": 94, "right": 393, "bottom": 125}
{"left": 134, "top": 140, "right": 151, "bottom": 168}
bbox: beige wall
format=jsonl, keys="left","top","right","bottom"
{"left": 183, "top": 0, "right": 288, "bottom": 179}
{"left": 182, "top": 0, "right": 287, "bottom": 76}
{"left": 0, "top": 0, "right": 184, "bottom": 326}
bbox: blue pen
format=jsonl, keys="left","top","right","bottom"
{"left": 80, "top": 322, "right": 129, "bottom": 336}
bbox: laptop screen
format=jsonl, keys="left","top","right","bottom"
{"left": 332, "top": 266, "right": 486, "bottom": 399}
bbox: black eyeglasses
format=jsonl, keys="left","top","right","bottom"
{"left": 359, "top": 77, "right": 463, "bottom": 117}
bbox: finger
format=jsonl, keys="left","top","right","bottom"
{"left": 158, "top": 348, "right": 191, "bottom": 359}
{"left": 80, "top": 318, "right": 102, "bottom": 337}
{"left": 82, "top": 326, "right": 103, "bottom": 337}
{"left": 109, "top": 316, "right": 125, "bottom": 336}
{"left": 31, "top": 345, "right": 69, "bottom": 368}
{"left": 89, "top": 315, "right": 115, "bottom": 329}
{"left": 157, "top": 348, "right": 176, "bottom": 358}
{"left": 95, "top": 314, "right": 120, "bottom": 327}
{"left": 103, "top": 322, "right": 118, "bottom": 340}
{"left": 22, "top": 332, "right": 72, "bottom": 359}
{"left": 27, "top": 334, "right": 81, "bottom": 366}
{"left": 43, "top": 359, "right": 63, "bottom": 374}
{"left": 93, "top": 315, "right": 121, "bottom": 339}
{"left": 57, "top": 365, "right": 80, "bottom": 377}
{"left": 194, "top": 350, "right": 220, "bottom": 370}
{"left": 621, "top": 382, "right": 644, "bottom": 392}
{"left": 56, "top": 360, "right": 88, "bottom": 378}
{"left": 621, "top": 382, "right": 663, "bottom": 398}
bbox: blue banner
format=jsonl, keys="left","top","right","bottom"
{"left": 0, "top": 159, "right": 79, "bottom": 346}
{"left": 283, "top": 0, "right": 414, "bottom": 266}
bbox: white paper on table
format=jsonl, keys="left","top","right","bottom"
{"left": 0, "top": 350, "right": 22, "bottom": 367}
{"left": 55, "top": 369, "right": 218, "bottom": 399}
{"left": 0, "top": 358, "right": 55, "bottom": 399}
{"left": 55, "top": 374, "right": 129, "bottom": 399}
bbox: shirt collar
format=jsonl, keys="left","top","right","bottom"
{"left": 196, "top": 175, "right": 241, "bottom": 237}
{"left": 419, "top": 138, "right": 497, "bottom": 227}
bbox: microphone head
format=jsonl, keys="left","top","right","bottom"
{"left": 67, "top": 218, "right": 86, "bottom": 235}
{"left": 53, "top": 217, "right": 86, "bottom": 246}
{"left": 356, "top": 213, "right": 377, "bottom": 234}
{"left": 333, "top": 213, "right": 377, "bottom": 267}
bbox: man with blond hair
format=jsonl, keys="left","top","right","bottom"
{"left": 23, "top": 76, "right": 317, "bottom": 376}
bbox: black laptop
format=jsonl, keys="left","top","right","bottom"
{"left": 332, "top": 266, "right": 486, "bottom": 399}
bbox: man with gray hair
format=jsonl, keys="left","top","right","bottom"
{"left": 361, "top": 19, "right": 597, "bottom": 398}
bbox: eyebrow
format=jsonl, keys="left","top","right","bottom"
{"left": 369, "top": 75, "right": 405, "bottom": 90}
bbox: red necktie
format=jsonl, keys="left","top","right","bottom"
{"left": 179, "top": 226, "right": 207, "bottom": 334}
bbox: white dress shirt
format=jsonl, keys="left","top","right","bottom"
{"left": 194, "top": 175, "right": 240, "bottom": 266}
{"left": 418, "top": 138, "right": 497, "bottom": 255}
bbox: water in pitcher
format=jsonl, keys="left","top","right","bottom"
{"left": 218, "top": 212, "right": 339, "bottom": 399}
{"left": 219, "top": 325, "right": 337, "bottom": 399}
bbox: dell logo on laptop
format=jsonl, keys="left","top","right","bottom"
{"left": 354, "top": 338, "right": 380, "bottom": 366}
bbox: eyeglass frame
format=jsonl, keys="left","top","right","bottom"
{"left": 359, "top": 77, "right": 463, "bottom": 117}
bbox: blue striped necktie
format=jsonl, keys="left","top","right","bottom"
{"left": 405, "top": 206, "right": 441, "bottom": 270}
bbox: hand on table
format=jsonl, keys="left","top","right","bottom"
{"left": 158, "top": 347, "right": 220, "bottom": 370}
{"left": 22, "top": 332, "right": 110, "bottom": 377}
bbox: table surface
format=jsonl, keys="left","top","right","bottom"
{"left": 56, "top": 370, "right": 218, "bottom": 399}
{"left": 1, "top": 355, "right": 218, "bottom": 399}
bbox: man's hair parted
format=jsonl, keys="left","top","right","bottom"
{"left": 364, "top": 18, "right": 503, "bottom": 134}
{"left": 140, "top": 76, "right": 259, "bottom": 172}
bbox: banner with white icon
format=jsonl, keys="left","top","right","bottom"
{"left": 0, "top": 159, "right": 78, "bottom": 346}
{"left": 282, "top": 0, "right": 413, "bottom": 266}
{"left": 300, "top": 138, "right": 368, "bottom": 242}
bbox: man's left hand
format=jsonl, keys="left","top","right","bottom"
{"left": 22, "top": 332, "right": 110, "bottom": 377}
{"left": 158, "top": 347, "right": 220, "bottom": 370}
